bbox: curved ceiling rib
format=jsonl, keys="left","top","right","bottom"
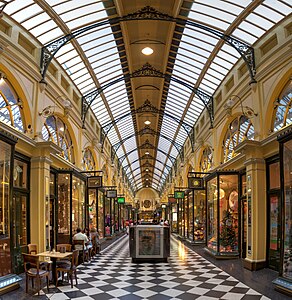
{"left": 3, "top": 0, "right": 291, "bottom": 194}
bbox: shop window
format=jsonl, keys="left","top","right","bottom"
{"left": 0, "top": 79, "right": 24, "bottom": 132}
{"left": 273, "top": 78, "right": 292, "bottom": 132}
{"left": 223, "top": 115, "right": 255, "bottom": 162}
{"left": 200, "top": 146, "right": 213, "bottom": 172}
{"left": 82, "top": 147, "right": 95, "bottom": 171}
{"left": 42, "top": 115, "right": 74, "bottom": 163}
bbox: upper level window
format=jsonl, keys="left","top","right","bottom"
{"left": 223, "top": 115, "right": 254, "bottom": 162}
{"left": 273, "top": 78, "right": 292, "bottom": 132}
{"left": 0, "top": 78, "right": 24, "bottom": 132}
{"left": 200, "top": 146, "right": 213, "bottom": 172}
{"left": 42, "top": 115, "right": 74, "bottom": 163}
{"left": 82, "top": 147, "right": 95, "bottom": 171}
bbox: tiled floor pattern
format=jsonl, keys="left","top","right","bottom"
{"left": 35, "top": 235, "right": 270, "bottom": 300}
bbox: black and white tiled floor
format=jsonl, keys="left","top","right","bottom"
{"left": 36, "top": 235, "right": 270, "bottom": 300}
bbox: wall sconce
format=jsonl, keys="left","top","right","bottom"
{"left": 229, "top": 94, "right": 258, "bottom": 117}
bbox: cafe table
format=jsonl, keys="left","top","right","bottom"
{"left": 37, "top": 251, "right": 73, "bottom": 285}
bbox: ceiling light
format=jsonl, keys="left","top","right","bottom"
{"left": 144, "top": 120, "right": 151, "bottom": 125}
{"left": 145, "top": 152, "right": 149, "bottom": 155}
{"left": 146, "top": 178, "right": 149, "bottom": 181}
{"left": 142, "top": 47, "right": 153, "bottom": 55}
{"left": 146, "top": 169, "right": 149, "bottom": 172}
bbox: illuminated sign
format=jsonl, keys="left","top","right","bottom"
{"left": 87, "top": 176, "right": 102, "bottom": 188}
{"left": 174, "top": 191, "right": 185, "bottom": 199}
{"left": 106, "top": 190, "right": 117, "bottom": 198}
{"left": 117, "top": 197, "right": 125, "bottom": 204}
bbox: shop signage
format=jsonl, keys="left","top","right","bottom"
{"left": 117, "top": 196, "right": 125, "bottom": 204}
{"left": 174, "top": 191, "right": 185, "bottom": 199}
{"left": 106, "top": 190, "right": 117, "bottom": 198}
{"left": 188, "top": 177, "right": 204, "bottom": 189}
{"left": 87, "top": 176, "right": 102, "bottom": 188}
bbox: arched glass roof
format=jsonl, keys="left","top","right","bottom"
{"left": 2, "top": 0, "right": 291, "bottom": 193}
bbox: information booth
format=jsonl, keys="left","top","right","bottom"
{"left": 129, "top": 225, "right": 170, "bottom": 263}
{"left": 205, "top": 171, "right": 240, "bottom": 258}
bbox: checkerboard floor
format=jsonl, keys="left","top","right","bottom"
{"left": 33, "top": 235, "right": 271, "bottom": 300}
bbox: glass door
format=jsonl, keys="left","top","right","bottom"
{"left": 11, "top": 192, "right": 28, "bottom": 274}
{"left": 266, "top": 159, "right": 281, "bottom": 271}
{"left": 268, "top": 192, "right": 281, "bottom": 270}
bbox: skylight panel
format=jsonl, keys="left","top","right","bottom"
{"left": 80, "top": 83, "right": 96, "bottom": 94}
{"left": 74, "top": 75, "right": 92, "bottom": 87}
{"left": 187, "top": 10, "right": 230, "bottom": 31}
{"left": 199, "top": 79, "right": 217, "bottom": 94}
{"left": 21, "top": 12, "right": 50, "bottom": 30}
{"left": 238, "top": 20, "right": 266, "bottom": 38}
{"left": 192, "top": 0, "right": 244, "bottom": 17}
{"left": 264, "top": 0, "right": 292, "bottom": 15}
{"left": 232, "top": 28, "right": 257, "bottom": 45}
{"left": 9, "top": 4, "right": 42, "bottom": 23}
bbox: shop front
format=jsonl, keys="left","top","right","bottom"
{"left": 205, "top": 171, "right": 240, "bottom": 258}
{"left": 49, "top": 169, "right": 86, "bottom": 246}
{"left": 273, "top": 129, "right": 292, "bottom": 295}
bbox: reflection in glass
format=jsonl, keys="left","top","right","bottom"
{"left": 0, "top": 141, "right": 12, "bottom": 276}
{"left": 283, "top": 139, "right": 292, "bottom": 280}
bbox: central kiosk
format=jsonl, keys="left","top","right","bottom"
{"left": 129, "top": 225, "right": 170, "bottom": 263}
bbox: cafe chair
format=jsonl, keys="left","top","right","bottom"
{"left": 22, "top": 253, "right": 50, "bottom": 295}
{"left": 72, "top": 240, "right": 89, "bottom": 263}
{"left": 56, "top": 244, "right": 72, "bottom": 267}
{"left": 27, "top": 243, "right": 50, "bottom": 270}
{"left": 55, "top": 249, "right": 79, "bottom": 288}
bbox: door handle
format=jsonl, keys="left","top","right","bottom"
{"left": 18, "top": 235, "right": 22, "bottom": 245}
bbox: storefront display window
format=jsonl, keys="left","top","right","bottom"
{"left": 98, "top": 190, "right": 104, "bottom": 239}
{"left": 194, "top": 190, "right": 206, "bottom": 242}
{"left": 0, "top": 140, "right": 12, "bottom": 276}
{"left": 72, "top": 175, "right": 85, "bottom": 234}
{"left": 206, "top": 171, "right": 239, "bottom": 257}
{"left": 282, "top": 139, "right": 292, "bottom": 280}
{"left": 88, "top": 189, "right": 97, "bottom": 229}
{"left": 57, "top": 174, "right": 70, "bottom": 243}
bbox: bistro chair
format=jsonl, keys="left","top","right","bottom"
{"left": 27, "top": 243, "right": 50, "bottom": 270}
{"left": 55, "top": 249, "right": 79, "bottom": 288}
{"left": 72, "top": 240, "right": 89, "bottom": 263}
{"left": 22, "top": 253, "right": 50, "bottom": 295}
{"left": 56, "top": 244, "right": 72, "bottom": 267}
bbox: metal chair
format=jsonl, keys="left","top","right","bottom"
{"left": 22, "top": 253, "right": 50, "bottom": 295}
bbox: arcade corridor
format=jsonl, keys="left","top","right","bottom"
{"left": 2, "top": 234, "right": 289, "bottom": 300}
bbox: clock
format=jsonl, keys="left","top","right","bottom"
{"left": 143, "top": 199, "right": 151, "bottom": 208}
{"left": 188, "top": 177, "right": 204, "bottom": 189}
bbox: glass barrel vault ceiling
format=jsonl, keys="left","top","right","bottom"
{"left": 3, "top": 0, "right": 291, "bottom": 193}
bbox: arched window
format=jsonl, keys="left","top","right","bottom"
{"left": 82, "top": 147, "right": 95, "bottom": 171}
{"left": 0, "top": 78, "right": 25, "bottom": 132}
{"left": 223, "top": 115, "right": 255, "bottom": 162}
{"left": 200, "top": 146, "right": 213, "bottom": 172}
{"left": 273, "top": 78, "right": 292, "bottom": 132}
{"left": 42, "top": 115, "right": 74, "bottom": 163}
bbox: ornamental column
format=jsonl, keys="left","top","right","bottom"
{"left": 235, "top": 140, "right": 267, "bottom": 270}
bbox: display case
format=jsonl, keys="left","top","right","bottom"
{"left": 273, "top": 130, "right": 292, "bottom": 295}
{"left": 205, "top": 171, "right": 239, "bottom": 258}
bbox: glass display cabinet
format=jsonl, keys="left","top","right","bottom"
{"left": 273, "top": 130, "right": 292, "bottom": 296}
{"left": 205, "top": 171, "right": 239, "bottom": 258}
